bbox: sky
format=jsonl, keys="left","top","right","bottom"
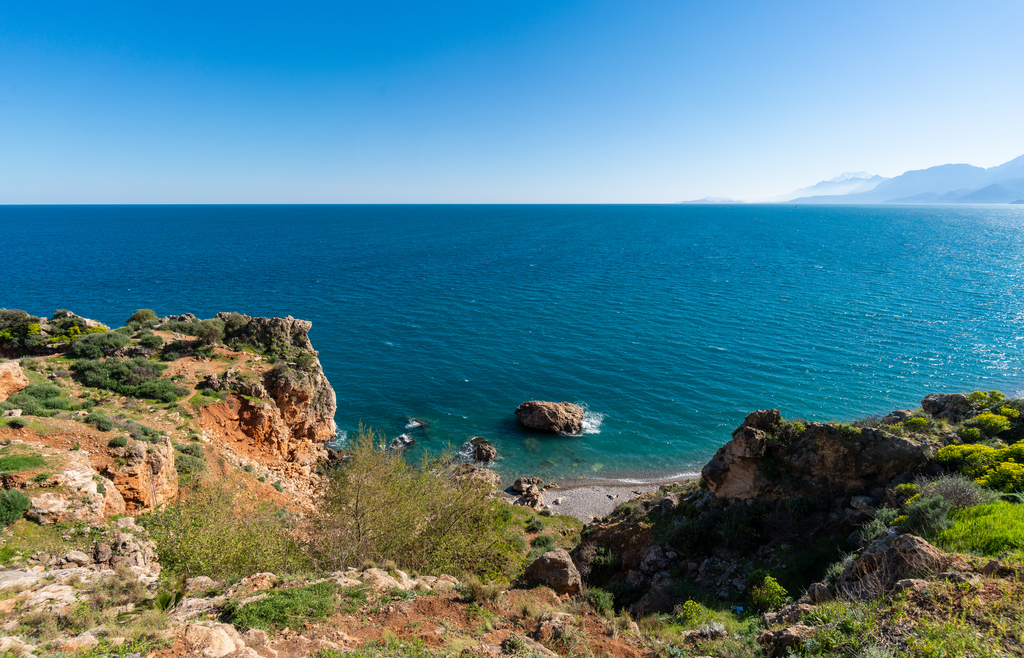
{"left": 2, "top": 1, "right": 1023, "bottom": 203}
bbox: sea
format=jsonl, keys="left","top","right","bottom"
{"left": 3, "top": 204, "right": 1024, "bottom": 483}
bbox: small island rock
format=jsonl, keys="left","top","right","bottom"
{"left": 515, "top": 400, "right": 585, "bottom": 434}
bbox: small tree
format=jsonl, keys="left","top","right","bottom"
{"left": 127, "top": 309, "right": 158, "bottom": 326}
{"left": 193, "top": 318, "right": 226, "bottom": 346}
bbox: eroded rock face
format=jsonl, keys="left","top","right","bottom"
{"left": 524, "top": 548, "right": 583, "bottom": 597}
{"left": 0, "top": 361, "right": 30, "bottom": 401}
{"left": 28, "top": 449, "right": 125, "bottom": 525}
{"left": 105, "top": 438, "right": 178, "bottom": 513}
{"left": 701, "top": 409, "right": 932, "bottom": 501}
{"left": 515, "top": 401, "right": 584, "bottom": 434}
{"left": 921, "top": 393, "right": 980, "bottom": 423}
{"left": 835, "top": 534, "right": 967, "bottom": 600}
{"left": 450, "top": 463, "right": 501, "bottom": 490}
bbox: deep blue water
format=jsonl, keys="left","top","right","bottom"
{"left": 3, "top": 204, "right": 1024, "bottom": 482}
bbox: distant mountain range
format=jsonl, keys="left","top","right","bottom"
{"left": 683, "top": 154, "right": 1024, "bottom": 204}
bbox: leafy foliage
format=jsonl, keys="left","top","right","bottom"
{"left": 127, "top": 309, "right": 158, "bottom": 326}
{"left": 66, "top": 331, "right": 129, "bottom": 359}
{"left": 749, "top": 574, "right": 787, "bottom": 612}
{"left": 0, "top": 489, "right": 31, "bottom": 525}
{"left": 223, "top": 581, "right": 364, "bottom": 631}
{"left": 140, "top": 476, "right": 306, "bottom": 580}
{"left": 304, "top": 427, "right": 525, "bottom": 579}
{"left": 73, "top": 358, "right": 186, "bottom": 402}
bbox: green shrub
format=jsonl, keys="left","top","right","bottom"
{"left": 968, "top": 412, "right": 1012, "bottom": 437}
{"left": 127, "top": 309, "right": 158, "bottom": 326}
{"left": 243, "top": 464, "right": 254, "bottom": 473}
{"left": 7, "top": 417, "right": 27, "bottom": 429}
{"left": 903, "top": 416, "right": 928, "bottom": 429}
{"left": 108, "top": 436, "right": 129, "bottom": 448}
{"left": 194, "top": 319, "right": 226, "bottom": 346}
{"left": 139, "top": 332, "right": 163, "bottom": 349}
{"left": 530, "top": 535, "right": 555, "bottom": 551}
{"left": 66, "top": 332, "right": 129, "bottom": 359}
{"left": 73, "top": 358, "right": 186, "bottom": 403}
{"left": 140, "top": 476, "right": 307, "bottom": 579}
{"left": 976, "top": 462, "right": 1024, "bottom": 493}
{"left": 903, "top": 495, "right": 953, "bottom": 537}
{"left": 525, "top": 516, "right": 546, "bottom": 533}
{"left": 85, "top": 412, "right": 114, "bottom": 432}
{"left": 959, "top": 427, "right": 983, "bottom": 442}
{"left": 304, "top": 426, "right": 525, "bottom": 579}
{"left": 223, "top": 581, "right": 362, "bottom": 631}
{"left": 968, "top": 390, "right": 1006, "bottom": 408}
{"left": 584, "top": 588, "right": 614, "bottom": 616}
{"left": 0, "top": 489, "right": 31, "bottom": 525}
{"left": 271, "top": 480, "right": 284, "bottom": 492}
{"left": 750, "top": 575, "right": 788, "bottom": 612}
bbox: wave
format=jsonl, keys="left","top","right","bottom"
{"left": 576, "top": 402, "right": 604, "bottom": 435}
{"left": 326, "top": 429, "right": 348, "bottom": 449}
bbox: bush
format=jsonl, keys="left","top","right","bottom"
{"left": 0, "top": 489, "right": 31, "bottom": 525}
{"left": 140, "top": 476, "right": 307, "bottom": 579}
{"left": 903, "top": 495, "right": 953, "bottom": 537}
{"left": 108, "top": 436, "right": 129, "bottom": 448}
{"left": 530, "top": 535, "right": 555, "bottom": 551}
{"left": 968, "top": 390, "right": 1006, "bottom": 408}
{"left": 903, "top": 416, "right": 928, "bottom": 429}
{"left": 960, "top": 427, "right": 983, "bottom": 442}
{"left": 584, "top": 588, "right": 614, "bottom": 616}
{"left": 73, "top": 358, "right": 186, "bottom": 403}
{"left": 525, "top": 516, "right": 546, "bottom": 533}
{"left": 139, "top": 332, "right": 163, "bottom": 349}
{"left": 66, "top": 332, "right": 129, "bottom": 359}
{"left": 750, "top": 574, "right": 788, "bottom": 612}
{"left": 976, "top": 462, "right": 1024, "bottom": 493}
{"left": 7, "top": 417, "right": 27, "bottom": 429}
{"left": 85, "top": 411, "right": 114, "bottom": 432}
{"left": 303, "top": 426, "right": 525, "bottom": 579}
{"left": 194, "top": 319, "right": 226, "bottom": 346}
{"left": 968, "top": 412, "right": 1012, "bottom": 437}
{"left": 918, "top": 473, "right": 995, "bottom": 507}
{"left": 0, "top": 453, "right": 46, "bottom": 472}
{"left": 127, "top": 309, "right": 158, "bottom": 326}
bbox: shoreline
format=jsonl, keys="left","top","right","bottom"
{"left": 516, "top": 474, "right": 698, "bottom": 522}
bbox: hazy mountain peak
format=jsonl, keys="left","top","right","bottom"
{"left": 828, "top": 172, "right": 875, "bottom": 183}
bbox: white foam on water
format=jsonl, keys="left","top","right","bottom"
{"left": 613, "top": 472, "right": 701, "bottom": 484}
{"left": 575, "top": 402, "right": 604, "bottom": 435}
{"left": 327, "top": 429, "right": 348, "bottom": 449}
{"left": 405, "top": 419, "right": 423, "bottom": 429}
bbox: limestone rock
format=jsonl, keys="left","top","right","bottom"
{"left": 701, "top": 409, "right": 932, "bottom": 501}
{"left": 450, "top": 463, "right": 501, "bottom": 490}
{"left": 0, "top": 361, "right": 30, "bottom": 401}
{"left": 513, "top": 476, "right": 544, "bottom": 492}
{"left": 524, "top": 549, "right": 583, "bottom": 597}
{"left": 472, "top": 437, "right": 497, "bottom": 462}
{"left": 515, "top": 401, "right": 585, "bottom": 434}
{"left": 921, "top": 393, "right": 980, "bottom": 423}
{"left": 106, "top": 437, "right": 177, "bottom": 513}
{"left": 880, "top": 410, "right": 915, "bottom": 425}
{"left": 837, "top": 534, "right": 965, "bottom": 599}
{"left": 757, "top": 625, "right": 817, "bottom": 657}
{"left": 181, "top": 622, "right": 246, "bottom": 657}
{"left": 360, "top": 568, "right": 403, "bottom": 592}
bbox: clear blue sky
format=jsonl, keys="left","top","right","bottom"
{"left": 2, "top": 1, "right": 1023, "bottom": 203}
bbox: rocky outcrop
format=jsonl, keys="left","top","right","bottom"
{"left": 524, "top": 549, "right": 584, "bottom": 597}
{"left": 103, "top": 438, "right": 178, "bottom": 513}
{"left": 701, "top": 410, "right": 933, "bottom": 501}
{"left": 0, "top": 361, "right": 29, "bottom": 401}
{"left": 262, "top": 361, "right": 338, "bottom": 447}
{"left": 834, "top": 534, "right": 969, "bottom": 600}
{"left": 27, "top": 449, "right": 125, "bottom": 525}
{"left": 216, "top": 313, "right": 315, "bottom": 354}
{"left": 450, "top": 463, "right": 501, "bottom": 490}
{"left": 921, "top": 393, "right": 980, "bottom": 423}
{"left": 471, "top": 436, "right": 497, "bottom": 462}
{"left": 515, "top": 401, "right": 584, "bottom": 434}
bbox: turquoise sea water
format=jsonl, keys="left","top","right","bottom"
{"left": 3, "top": 205, "right": 1024, "bottom": 482}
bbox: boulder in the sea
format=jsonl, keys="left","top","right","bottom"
{"left": 700, "top": 409, "right": 932, "bottom": 501}
{"left": 515, "top": 400, "right": 584, "bottom": 434}
{"left": 471, "top": 437, "right": 497, "bottom": 462}
{"left": 524, "top": 548, "right": 583, "bottom": 597}
{"left": 388, "top": 434, "right": 414, "bottom": 452}
{"left": 921, "top": 393, "right": 980, "bottom": 423}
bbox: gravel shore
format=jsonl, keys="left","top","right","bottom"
{"left": 544, "top": 476, "right": 695, "bottom": 522}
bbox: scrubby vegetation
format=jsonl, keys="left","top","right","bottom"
{"left": 73, "top": 357, "right": 186, "bottom": 402}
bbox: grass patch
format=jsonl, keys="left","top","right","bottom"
{"left": 0, "top": 453, "right": 47, "bottom": 473}
{"left": 934, "top": 501, "right": 1024, "bottom": 556}
{"left": 223, "top": 581, "right": 365, "bottom": 631}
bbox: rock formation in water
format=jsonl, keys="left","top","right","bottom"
{"left": 515, "top": 400, "right": 584, "bottom": 434}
